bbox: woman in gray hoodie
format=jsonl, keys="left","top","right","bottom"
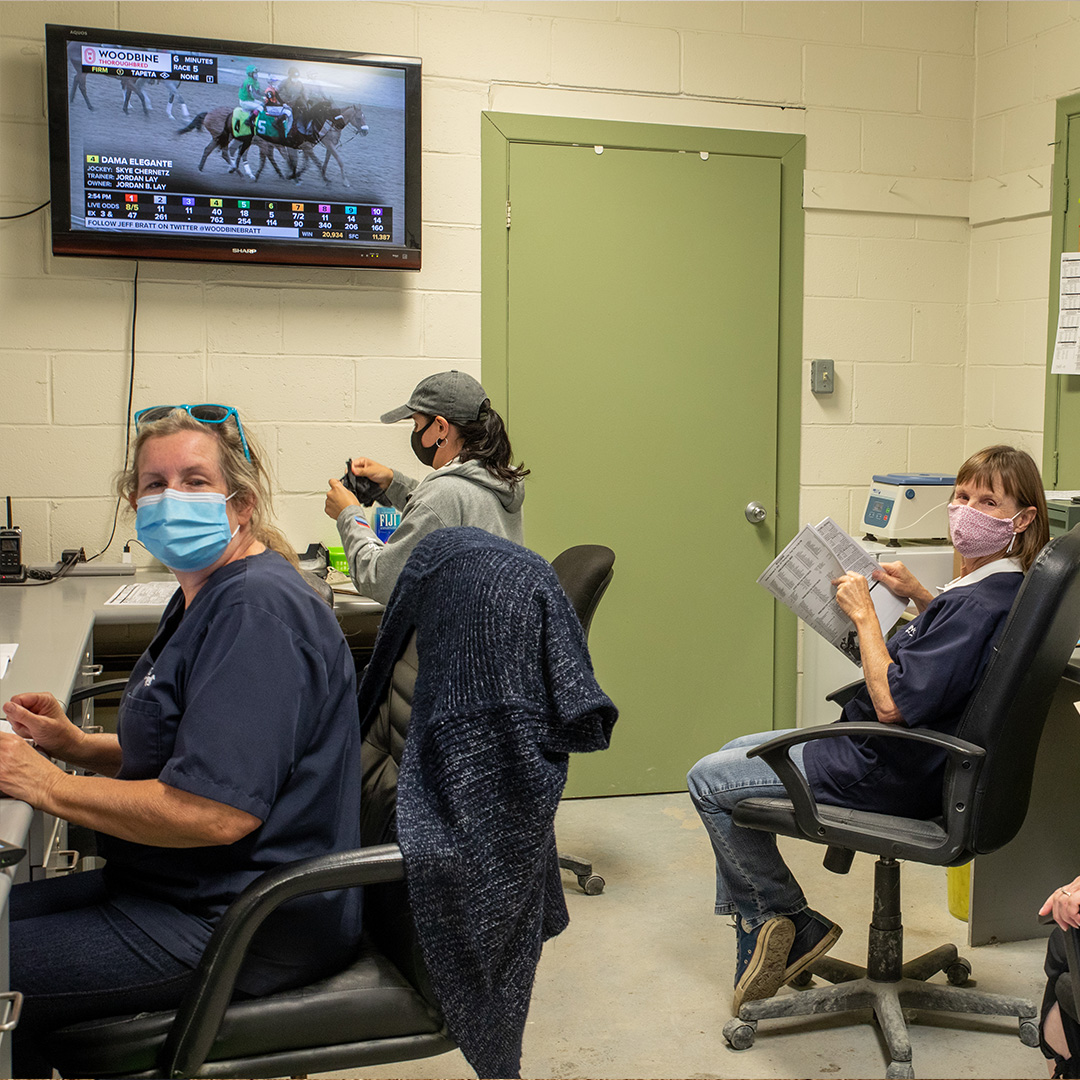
{"left": 325, "top": 370, "right": 528, "bottom": 604}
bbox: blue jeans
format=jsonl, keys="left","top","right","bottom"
{"left": 687, "top": 729, "right": 810, "bottom": 929}
{"left": 9, "top": 870, "right": 197, "bottom": 1079}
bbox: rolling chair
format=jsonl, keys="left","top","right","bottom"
{"left": 550, "top": 544, "right": 615, "bottom": 896}
{"left": 42, "top": 622, "right": 454, "bottom": 1077}
{"left": 723, "top": 526, "right": 1080, "bottom": 1079}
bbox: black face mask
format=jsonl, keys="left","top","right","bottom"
{"left": 410, "top": 416, "right": 439, "bottom": 468}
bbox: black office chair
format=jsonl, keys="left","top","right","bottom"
{"left": 44, "top": 637, "right": 455, "bottom": 1079}
{"left": 551, "top": 544, "right": 615, "bottom": 639}
{"left": 299, "top": 566, "right": 335, "bottom": 608}
{"left": 550, "top": 544, "right": 615, "bottom": 895}
{"left": 723, "top": 526, "right": 1080, "bottom": 1079}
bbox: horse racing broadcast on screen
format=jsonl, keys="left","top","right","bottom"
{"left": 45, "top": 25, "right": 422, "bottom": 269}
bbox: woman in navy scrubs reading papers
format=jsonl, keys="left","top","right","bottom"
{"left": 0, "top": 405, "right": 362, "bottom": 1078}
{"left": 687, "top": 445, "right": 1049, "bottom": 1017}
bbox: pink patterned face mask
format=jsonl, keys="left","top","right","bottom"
{"left": 947, "top": 502, "right": 1022, "bottom": 559}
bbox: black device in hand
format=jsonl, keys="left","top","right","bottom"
{"left": 341, "top": 462, "right": 393, "bottom": 507}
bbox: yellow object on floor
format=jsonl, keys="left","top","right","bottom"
{"left": 947, "top": 863, "right": 970, "bottom": 921}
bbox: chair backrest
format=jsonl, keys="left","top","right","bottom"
{"left": 299, "top": 567, "right": 335, "bottom": 608}
{"left": 952, "top": 525, "right": 1080, "bottom": 855}
{"left": 360, "top": 633, "right": 417, "bottom": 846}
{"left": 550, "top": 545, "right": 615, "bottom": 639}
{"left": 357, "top": 632, "right": 436, "bottom": 1002}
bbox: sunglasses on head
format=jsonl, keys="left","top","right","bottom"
{"left": 134, "top": 404, "right": 251, "bottom": 461}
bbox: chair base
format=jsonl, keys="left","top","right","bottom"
{"left": 724, "top": 944, "right": 1040, "bottom": 1079}
{"left": 557, "top": 853, "right": 605, "bottom": 895}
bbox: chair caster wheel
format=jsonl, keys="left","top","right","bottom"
{"left": 1019, "top": 1018, "right": 1041, "bottom": 1047}
{"left": 577, "top": 873, "right": 604, "bottom": 895}
{"left": 945, "top": 957, "right": 972, "bottom": 986}
{"left": 722, "top": 1018, "right": 756, "bottom": 1050}
{"left": 790, "top": 969, "right": 813, "bottom": 988}
{"left": 885, "top": 1061, "right": 914, "bottom": 1079}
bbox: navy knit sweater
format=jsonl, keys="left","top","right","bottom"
{"left": 357, "top": 528, "right": 618, "bottom": 1079}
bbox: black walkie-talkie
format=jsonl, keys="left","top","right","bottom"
{"left": 0, "top": 497, "right": 26, "bottom": 583}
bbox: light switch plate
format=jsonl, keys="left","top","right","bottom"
{"left": 810, "top": 358, "right": 834, "bottom": 395}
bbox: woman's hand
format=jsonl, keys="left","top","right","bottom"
{"left": 324, "top": 478, "right": 360, "bottom": 520}
{"left": 1041, "top": 875, "right": 1080, "bottom": 930}
{"left": 324, "top": 458, "right": 394, "bottom": 520}
{"left": 348, "top": 457, "right": 393, "bottom": 490}
{"left": 2, "top": 693, "right": 84, "bottom": 760}
{"left": 833, "top": 572, "right": 876, "bottom": 625}
{"left": 873, "top": 561, "right": 935, "bottom": 613}
{"left": 0, "top": 732, "right": 64, "bottom": 806}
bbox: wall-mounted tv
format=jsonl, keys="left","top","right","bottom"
{"left": 45, "top": 24, "right": 421, "bottom": 270}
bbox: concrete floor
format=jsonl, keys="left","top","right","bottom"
{"left": 320, "top": 792, "right": 1052, "bottom": 1080}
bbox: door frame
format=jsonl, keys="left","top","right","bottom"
{"left": 1044, "top": 93, "right": 1080, "bottom": 488}
{"left": 480, "top": 112, "right": 804, "bottom": 731}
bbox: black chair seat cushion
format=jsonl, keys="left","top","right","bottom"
{"left": 734, "top": 796, "right": 950, "bottom": 859}
{"left": 48, "top": 940, "right": 445, "bottom": 1078}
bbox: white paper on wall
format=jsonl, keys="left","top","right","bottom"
{"left": 1052, "top": 252, "right": 1080, "bottom": 375}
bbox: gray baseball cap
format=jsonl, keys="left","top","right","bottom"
{"left": 380, "top": 370, "right": 488, "bottom": 424}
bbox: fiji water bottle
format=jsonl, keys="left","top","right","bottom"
{"left": 374, "top": 506, "right": 401, "bottom": 543}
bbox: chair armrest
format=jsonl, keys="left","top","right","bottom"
{"left": 745, "top": 724, "right": 986, "bottom": 843}
{"left": 162, "top": 843, "right": 405, "bottom": 1079}
{"left": 67, "top": 679, "right": 130, "bottom": 705}
{"left": 824, "top": 679, "right": 866, "bottom": 707}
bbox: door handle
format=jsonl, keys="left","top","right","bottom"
{"left": 745, "top": 502, "right": 767, "bottom": 525}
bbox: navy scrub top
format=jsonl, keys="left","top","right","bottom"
{"left": 101, "top": 549, "right": 363, "bottom": 995}
{"left": 803, "top": 562, "right": 1024, "bottom": 821}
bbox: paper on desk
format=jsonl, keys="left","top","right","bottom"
{"left": 1052, "top": 253, "right": 1080, "bottom": 375}
{"left": 0, "top": 645, "right": 16, "bottom": 680}
{"left": 326, "top": 569, "right": 360, "bottom": 595}
{"left": 106, "top": 582, "right": 179, "bottom": 605}
{"left": 757, "top": 518, "right": 907, "bottom": 667}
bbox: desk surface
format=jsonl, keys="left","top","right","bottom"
{"left": 1, "top": 570, "right": 381, "bottom": 703}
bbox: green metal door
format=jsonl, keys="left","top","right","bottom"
{"left": 1045, "top": 96, "right": 1080, "bottom": 486}
{"left": 483, "top": 116, "right": 802, "bottom": 795}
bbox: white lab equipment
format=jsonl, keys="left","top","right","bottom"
{"left": 862, "top": 472, "right": 955, "bottom": 543}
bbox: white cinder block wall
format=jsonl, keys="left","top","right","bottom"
{"left": 0, "top": 0, "right": 1067, "bottom": 575}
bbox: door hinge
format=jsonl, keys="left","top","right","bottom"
{"left": 506, "top": 200, "right": 511, "bottom": 229}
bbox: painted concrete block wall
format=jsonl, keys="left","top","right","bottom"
{"left": 0, "top": 0, "right": 1049, "bottom": 581}
{"left": 968, "top": 2, "right": 1079, "bottom": 474}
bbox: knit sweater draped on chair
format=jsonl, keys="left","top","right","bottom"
{"left": 357, "top": 527, "right": 618, "bottom": 1079}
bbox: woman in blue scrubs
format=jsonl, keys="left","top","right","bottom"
{"left": 0, "top": 405, "right": 363, "bottom": 1077}
{"left": 687, "top": 445, "right": 1050, "bottom": 1017}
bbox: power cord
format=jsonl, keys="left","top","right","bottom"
{"left": 85, "top": 261, "right": 139, "bottom": 564}
{"left": 6, "top": 550, "right": 81, "bottom": 587}
{"left": 0, "top": 201, "right": 49, "bottom": 221}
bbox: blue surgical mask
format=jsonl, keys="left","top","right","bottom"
{"left": 136, "top": 489, "right": 239, "bottom": 572}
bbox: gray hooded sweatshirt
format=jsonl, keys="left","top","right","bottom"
{"left": 335, "top": 458, "right": 525, "bottom": 604}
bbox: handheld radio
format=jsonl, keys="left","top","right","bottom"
{"left": 0, "top": 497, "right": 26, "bottom": 583}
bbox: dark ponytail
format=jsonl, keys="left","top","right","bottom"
{"left": 453, "top": 402, "right": 530, "bottom": 487}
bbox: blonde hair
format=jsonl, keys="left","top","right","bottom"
{"left": 117, "top": 409, "right": 299, "bottom": 568}
{"left": 954, "top": 445, "right": 1049, "bottom": 572}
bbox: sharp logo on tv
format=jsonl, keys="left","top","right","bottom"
{"left": 46, "top": 24, "right": 421, "bottom": 269}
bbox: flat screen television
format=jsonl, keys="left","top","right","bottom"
{"left": 45, "top": 24, "right": 421, "bottom": 270}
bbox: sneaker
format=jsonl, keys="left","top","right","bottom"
{"left": 783, "top": 907, "right": 842, "bottom": 984}
{"left": 732, "top": 915, "right": 795, "bottom": 1014}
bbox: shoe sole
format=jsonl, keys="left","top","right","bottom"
{"left": 732, "top": 917, "right": 795, "bottom": 1015}
{"left": 783, "top": 922, "right": 843, "bottom": 985}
